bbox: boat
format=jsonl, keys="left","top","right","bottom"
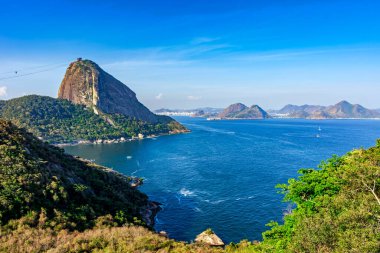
{"left": 207, "top": 117, "right": 222, "bottom": 121}
{"left": 318, "top": 126, "right": 322, "bottom": 131}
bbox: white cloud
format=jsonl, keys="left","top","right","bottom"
{"left": 0, "top": 86, "right": 7, "bottom": 97}
{"left": 191, "top": 37, "right": 220, "bottom": 45}
{"left": 155, "top": 93, "right": 163, "bottom": 100}
{"left": 187, "top": 95, "right": 202, "bottom": 100}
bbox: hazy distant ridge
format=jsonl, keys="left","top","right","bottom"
{"left": 272, "top": 100, "right": 380, "bottom": 119}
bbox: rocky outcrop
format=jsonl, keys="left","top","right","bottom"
{"left": 218, "top": 103, "right": 270, "bottom": 119}
{"left": 58, "top": 59, "right": 167, "bottom": 123}
{"left": 195, "top": 229, "right": 224, "bottom": 246}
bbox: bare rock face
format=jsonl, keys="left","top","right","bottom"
{"left": 58, "top": 59, "right": 162, "bottom": 123}
{"left": 195, "top": 229, "right": 224, "bottom": 246}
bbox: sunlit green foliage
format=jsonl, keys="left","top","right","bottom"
{"left": 0, "top": 120, "right": 148, "bottom": 232}
{"left": 230, "top": 141, "right": 380, "bottom": 252}
{"left": 0, "top": 95, "right": 186, "bottom": 143}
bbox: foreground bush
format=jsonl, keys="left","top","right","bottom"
{"left": 0, "top": 224, "right": 226, "bottom": 253}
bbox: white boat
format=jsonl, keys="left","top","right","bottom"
{"left": 318, "top": 126, "right": 322, "bottom": 131}
{"left": 207, "top": 117, "right": 222, "bottom": 121}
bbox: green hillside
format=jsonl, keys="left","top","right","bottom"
{"left": 0, "top": 95, "right": 186, "bottom": 143}
{"left": 0, "top": 120, "right": 149, "bottom": 231}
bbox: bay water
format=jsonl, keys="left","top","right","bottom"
{"left": 64, "top": 117, "right": 380, "bottom": 243}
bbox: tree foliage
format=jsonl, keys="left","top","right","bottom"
{"left": 0, "top": 95, "right": 186, "bottom": 143}
{"left": 230, "top": 141, "right": 380, "bottom": 252}
{"left": 0, "top": 120, "right": 148, "bottom": 231}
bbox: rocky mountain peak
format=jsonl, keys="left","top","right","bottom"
{"left": 58, "top": 59, "right": 161, "bottom": 123}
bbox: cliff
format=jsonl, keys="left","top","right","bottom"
{"left": 58, "top": 59, "right": 165, "bottom": 123}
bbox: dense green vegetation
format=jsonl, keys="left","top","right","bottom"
{"left": 0, "top": 119, "right": 378, "bottom": 252}
{"left": 0, "top": 120, "right": 148, "bottom": 232}
{"left": 0, "top": 95, "right": 186, "bottom": 143}
{"left": 228, "top": 141, "right": 380, "bottom": 252}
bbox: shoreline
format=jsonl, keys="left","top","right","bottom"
{"left": 53, "top": 130, "right": 190, "bottom": 147}
{"left": 204, "top": 117, "right": 380, "bottom": 121}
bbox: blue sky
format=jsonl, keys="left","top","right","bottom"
{"left": 0, "top": 0, "right": 379, "bottom": 109}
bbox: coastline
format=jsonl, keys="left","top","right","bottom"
{"left": 53, "top": 129, "right": 190, "bottom": 147}
{"left": 204, "top": 116, "right": 380, "bottom": 121}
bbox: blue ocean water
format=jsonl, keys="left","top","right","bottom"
{"left": 64, "top": 118, "right": 380, "bottom": 243}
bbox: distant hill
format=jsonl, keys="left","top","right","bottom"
{"left": 218, "top": 103, "right": 270, "bottom": 119}
{"left": 277, "top": 104, "right": 326, "bottom": 115}
{"left": 154, "top": 107, "right": 223, "bottom": 117}
{"left": 325, "top": 100, "right": 379, "bottom": 118}
{"left": 273, "top": 101, "right": 380, "bottom": 119}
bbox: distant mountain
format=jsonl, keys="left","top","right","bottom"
{"left": 277, "top": 104, "right": 325, "bottom": 115}
{"left": 155, "top": 108, "right": 176, "bottom": 113}
{"left": 218, "top": 103, "right": 270, "bottom": 119}
{"left": 154, "top": 107, "right": 223, "bottom": 117}
{"left": 274, "top": 101, "right": 380, "bottom": 119}
{"left": 324, "top": 100, "right": 378, "bottom": 118}
{"left": 218, "top": 103, "right": 247, "bottom": 118}
{"left": 195, "top": 107, "right": 224, "bottom": 114}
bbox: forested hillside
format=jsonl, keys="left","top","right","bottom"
{"left": 0, "top": 95, "right": 186, "bottom": 143}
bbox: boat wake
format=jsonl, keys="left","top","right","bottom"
{"left": 179, "top": 188, "right": 196, "bottom": 197}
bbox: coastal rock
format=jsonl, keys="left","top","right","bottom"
{"left": 58, "top": 59, "right": 167, "bottom": 123}
{"left": 141, "top": 201, "right": 162, "bottom": 227}
{"left": 195, "top": 229, "right": 224, "bottom": 246}
{"left": 159, "top": 231, "right": 168, "bottom": 237}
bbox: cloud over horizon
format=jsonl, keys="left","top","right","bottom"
{"left": 0, "top": 86, "right": 7, "bottom": 97}
{"left": 155, "top": 93, "right": 163, "bottom": 100}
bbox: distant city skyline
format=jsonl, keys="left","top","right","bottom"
{"left": 0, "top": 0, "right": 379, "bottom": 110}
